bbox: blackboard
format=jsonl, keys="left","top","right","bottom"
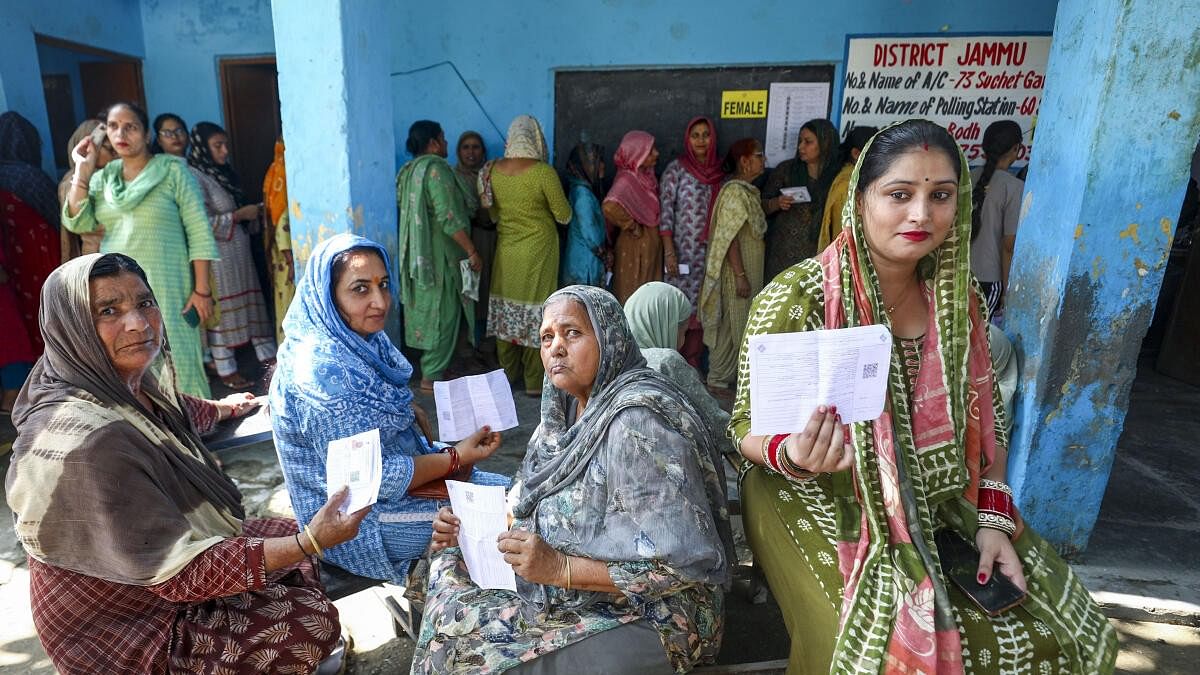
{"left": 553, "top": 64, "right": 835, "bottom": 172}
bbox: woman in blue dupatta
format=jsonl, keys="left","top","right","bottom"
{"left": 270, "top": 234, "right": 509, "bottom": 584}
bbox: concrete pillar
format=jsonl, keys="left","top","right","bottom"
{"left": 269, "top": 0, "right": 397, "bottom": 273}
{"left": 1004, "top": 0, "right": 1200, "bottom": 553}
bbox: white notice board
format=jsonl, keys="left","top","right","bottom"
{"left": 840, "top": 34, "right": 1051, "bottom": 167}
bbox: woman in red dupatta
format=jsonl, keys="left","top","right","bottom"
{"left": 604, "top": 130, "right": 662, "bottom": 304}
{"left": 729, "top": 120, "right": 1116, "bottom": 673}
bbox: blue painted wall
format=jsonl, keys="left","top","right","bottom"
{"left": 139, "top": 0, "right": 275, "bottom": 128}
{"left": 0, "top": 0, "right": 142, "bottom": 171}
{"left": 388, "top": 0, "right": 1060, "bottom": 166}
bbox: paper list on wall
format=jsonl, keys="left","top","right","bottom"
{"left": 446, "top": 480, "right": 517, "bottom": 591}
{"left": 325, "top": 428, "right": 383, "bottom": 513}
{"left": 748, "top": 325, "right": 892, "bottom": 436}
{"left": 764, "top": 82, "right": 832, "bottom": 168}
{"left": 433, "top": 369, "right": 519, "bottom": 443}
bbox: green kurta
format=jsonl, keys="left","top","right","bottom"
{"left": 485, "top": 164, "right": 571, "bottom": 348}
{"left": 395, "top": 155, "right": 474, "bottom": 379}
{"left": 62, "top": 154, "right": 218, "bottom": 398}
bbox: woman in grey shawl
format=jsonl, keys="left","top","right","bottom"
{"left": 411, "top": 284, "right": 733, "bottom": 674}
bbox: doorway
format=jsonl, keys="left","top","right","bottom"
{"left": 219, "top": 57, "right": 282, "bottom": 204}
{"left": 35, "top": 36, "right": 144, "bottom": 175}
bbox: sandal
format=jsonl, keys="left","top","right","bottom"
{"left": 220, "top": 374, "right": 254, "bottom": 389}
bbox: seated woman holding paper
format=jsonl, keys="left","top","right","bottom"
{"left": 270, "top": 234, "right": 508, "bottom": 586}
{"left": 731, "top": 120, "right": 1117, "bottom": 673}
{"left": 7, "top": 253, "right": 366, "bottom": 674}
{"left": 411, "top": 285, "right": 734, "bottom": 674}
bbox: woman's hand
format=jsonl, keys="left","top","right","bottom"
{"left": 70, "top": 136, "right": 98, "bottom": 176}
{"left": 431, "top": 506, "right": 460, "bottom": 553}
{"left": 308, "top": 486, "right": 371, "bottom": 549}
{"left": 976, "top": 528, "right": 1027, "bottom": 592}
{"left": 455, "top": 425, "right": 502, "bottom": 464}
{"left": 626, "top": 222, "right": 642, "bottom": 238}
{"left": 183, "top": 292, "right": 215, "bottom": 323}
{"left": 776, "top": 194, "right": 795, "bottom": 211}
{"left": 785, "top": 405, "right": 853, "bottom": 473}
{"left": 233, "top": 204, "right": 261, "bottom": 222}
{"left": 215, "top": 392, "right": 259, "bottom": 421}
{"left": 497, "top": 530, "right": 566, "bottom": 586}
{"left": 466, "top": 250, "right": 483, "bottom": 272}
{"left": 734, "top": 274, "right": 751, "bottom": 298}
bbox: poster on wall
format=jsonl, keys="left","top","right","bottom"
{"left": 764, "top": 82, "right": 832, "bottom": 167}
{"left": 840, "top": 34, "right": 1051, "bottom": 166}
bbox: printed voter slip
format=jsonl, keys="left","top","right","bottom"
{"left": 433, "top": 369, "right": 520, "bottom": 443}
{"left": 326, "top": 428, "right": 383, "bottom": 513}
{"left": 747, "top": 325, "right": 891, "bottom": 436}
{"left": 780, "top": 186, "right": 812, "bottom": 203}
{"left": 664, "top": 263, "right": 691, "bottom": 275}
{"left": 446, "top": 480, "right": 517, "bottom": 591}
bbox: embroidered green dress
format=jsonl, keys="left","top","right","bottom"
{"left": 62, "top": 154, "right": 218, "bottom": 398}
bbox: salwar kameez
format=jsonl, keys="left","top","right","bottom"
{"left": 61, "top": 154, "right": 218, "bottom": 398}
{"left": 486, "top": 164, "right": 571, "bottom": 391}
{"left": 396, "top": 154, "right": 475, "bottom": 382}
{"left": 699, "top": 180, "right": 766, "bottom": 389}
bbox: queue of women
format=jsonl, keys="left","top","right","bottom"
{"left": 2, "top": 101, "right": 1117, "bottom": 674}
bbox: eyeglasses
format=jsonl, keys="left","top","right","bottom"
{"left": 158, "top": 128, "right": 187, "bottom": 139}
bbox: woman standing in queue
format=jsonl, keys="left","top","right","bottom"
{"left": 151, "top": 113, "right": 189, "bottom": 157}
{"left": 455, "top": 130, "right": 496, "bottom": 345}
{"left": 761, "top": 118, "right": 840, "bottom": 279}
{"left": 817, "top": 125, "right": 878, "bottom": 251}
{"left": 970, "top": 120, "right": 1025, "bottom": 320}
{"left": 63, "top": 101, "right": 218, "bottom": 398}
{"left": 559, "top": 141, "right": 607, "bottom": 287}
{"left": 396, "top": 120, "right": 480, "bottom": 392}
{"left": 187, "top": 121, "right": 275, "bottom": 389}
{"left": 732, "top": 120, "right": 1116, "bottom": 673}
{"left": 58, "top": 119, "right": 114, "bottom": 261}
{"left": 482, "top": 115, "right": 571, "bottom": 396}
{"left": 659, "top": 117, "right": 725, "bottom": 367}
{"left": 699, "top": 138, "right": 768, "bottom": 398}
{"left": 604, "top": 130, "right": 662, "bottom": 304}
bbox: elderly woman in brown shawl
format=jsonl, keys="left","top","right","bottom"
{"left": 6, "top": 252, "right": 368, "bottom": 674}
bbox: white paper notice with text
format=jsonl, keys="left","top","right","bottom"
{"left": 446, "top": 480, "right": 517, "bottom": 591}
{"left": 764, "top": 82, "right": 832, "bottom": 167}
{"left": 325, "top": 428, "right": 383, "bottom": 513}
{"left": 748, "top": 325, "right": 892, "bottom": 435}
{"left": 433, "top": 369, "right": 520, "bottom": 442}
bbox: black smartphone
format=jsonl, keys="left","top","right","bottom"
{"left": 182, "top": 306, "right": 200, "bottom": 328}
{"left": 935, "top": 529, "right": 1026, "bottom": 616}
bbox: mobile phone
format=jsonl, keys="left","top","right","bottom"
{"left": 182, "top": 306, "right": 200, "bottom": 328}
{"left": 90, "top": 124, "right": 108, "bottom": 149}
{"left": 935, "top": 529, "right": 1026, "bottom": 616}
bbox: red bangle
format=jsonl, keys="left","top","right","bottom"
{"left": 978, "top": 487, "right": 1014, "bottom": 520}
{"left": 443, "top": 445, "right": 461, "bottom": 478}
{"left": 765, "top": 434, "right": 789, "bottom": 473}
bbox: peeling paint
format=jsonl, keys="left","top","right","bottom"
{"left": 1167, "top": 110, "right": 1181, "bottom": 120}
{"left": 290, "top": 199, "right": 303, "bottom": 220}
{"left": 1073, "top": 223, "right": 1083, "bottom": 239}
{"left": 1133, "top": 258, "right": 1148, "bottom": 277}
{"left": 1160, "top": 217, "right": 1173, "bottom": 237}
{"left": 1118, "top": 222, "right": 1139, "bottom": 244}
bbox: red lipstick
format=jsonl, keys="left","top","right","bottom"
{"left": 899, "top": 231, "right": 931, "bottom": 242}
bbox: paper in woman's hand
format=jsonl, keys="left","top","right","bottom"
{"left": 460, "top": 259, "right": 480, "bottom": 302}
{"left": 446, "top": 480, "right": 517, "bottom": 591}
{"left": 326, "top": 428, "right": 383, "bottom": 513}
{"left": 748, "top": 325, "right": 892, "bottom": 435}
{"left": 433, "top": 369, "right": 519, "bottom": 442}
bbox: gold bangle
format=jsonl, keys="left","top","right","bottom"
{"left": 564, "top": 555, "right": 572, "bottom": 590}
{"left": 303, "top": 524, "right": 325, "bottom": 560}
{"left": 759, "top": 435, "right": 772, "bottom": 467}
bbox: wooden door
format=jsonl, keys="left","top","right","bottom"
{"left": 80, "top": 61, "right": 145, "bottom": 118}
{"left": 219, "top": 58, "right": 282, "bottom": 204}
{"left": 41, "top": 74, "right": 76, "bottom": 172}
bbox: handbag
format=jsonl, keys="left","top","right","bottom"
{"left": 407, "top": 463, "right": 474, "bottom": 500}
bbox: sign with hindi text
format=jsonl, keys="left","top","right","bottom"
{"left": 840, "top": 34, "right": 1051, "bottom": 166}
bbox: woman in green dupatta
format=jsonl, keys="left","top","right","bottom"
{"left": 761, "top": 118, "right": 840, "bottom": 280}
{"left": 395, "top": 120, "right": 483, "bottom": 391}
{"left": 731, "top": 120, "right": 1116, "bottom": 674}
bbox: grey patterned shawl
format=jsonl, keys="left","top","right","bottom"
{"left": 514, "top": 285, "right": 734, "bottom": 598}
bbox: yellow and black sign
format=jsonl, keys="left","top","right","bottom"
{"left": 720, "top": 90, "right": 768, "bottom": 118}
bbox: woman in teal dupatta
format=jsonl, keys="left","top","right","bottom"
{"left": 395, "top": 120, "right": 483, "bottom": 391}
{"left": 731, "top": 120, "right": 1116, "bottom": 673}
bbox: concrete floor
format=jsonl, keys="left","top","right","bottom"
{"left": 0, "top": 351, "right": 1197, "bottom": 673}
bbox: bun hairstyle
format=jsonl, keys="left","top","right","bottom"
{"left": 841, "top": 125, "right": 879, "bottom": 166}
{"left": 104, "top": 101, "right": 150, "bottom": 131}
{"left": 405, "top": 120, "right": 444, "bottom": 156}
{"left": 722, "top": 138, "right": 760, "bottom": 174}
{"left": 971, "top": 120, "right": 1023, "bottom": 241}
{"left": 855, "top": 120, "right": 962, "bottom": 196}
